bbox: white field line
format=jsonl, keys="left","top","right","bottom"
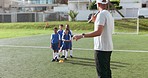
{"left": 73, "top": 48, "right": 148, "bottom": 52}
{"left": 0, "top": 45, "right": 48, "bottom": 49}
{"left": 0, "top": 45, "right": 148, "bottom": 53}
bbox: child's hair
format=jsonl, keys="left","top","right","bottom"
{"left": 65, "top": 24, "right": 69, "bottom": 27}
{"left": 59, "top": 24, "right": 63, "bottom": 27}
{"left": 65, "top": 24, "right": 70, "bottom": 30}
{"left": 54, "top": 27, "right": 58, "bottom": 30}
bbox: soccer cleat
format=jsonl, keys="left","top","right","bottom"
{"left": 64, "top": 58, "right": 67, "bottom": 60}
{"left": 51, "top": 59, "right": 55, "bottom": 62}
{"left": 56, "top": 59, "right": 59, "bottom": 62}
{"left": 70, "top": 55, "right": 73, "bottom": 58}
{"left": 61, "top": 55, "right": 65, "bottom": 58}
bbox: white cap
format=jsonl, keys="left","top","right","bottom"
{"left": 95, "top": 0, "right": 109, "bottom": 4}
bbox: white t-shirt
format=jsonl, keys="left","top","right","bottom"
{"left": 94, "top": 10, "right": 114, "bottom": 51}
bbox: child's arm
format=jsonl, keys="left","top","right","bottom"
{"left": 68, "top": 30, "right": 73, "bottom": 37}
{"left": 62, "top": 38, "right": 65, "bottom": 41}
{"left": 68, "top": 34, "right": 72, "bottom": 42}
{"left": 58, "top": 40, "right": 60, "bottom": 48}
{"left": 62, "top": 34, "right": 65, "bottom": 41}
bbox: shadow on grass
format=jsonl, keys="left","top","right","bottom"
{"left": 73, "top": 57, "right": 94, "bottom": 61}
{"left": 65, "top": 57, "right": 130, "bottom": 69}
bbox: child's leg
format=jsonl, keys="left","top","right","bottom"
{"left": 58, "top": 48, "right": 61, "bottom": 53}
{"left": 52, "top": 50, "right": 57, "bottom": 62}
{"left": 56, "top": 50, "right": 59, "bottom": 59}
{"left": 61, "top": 44, "right": 65, "bottom": 58}
{"left": 58, "top": 46, "right": 62, "bottom": 56}
{"left": 69, "top": 42, "right": 73, "bottom": 57}
{"left": 54, "top": 43, "right": 59, "bottom": 60}
{"left": 53, "top": 50, "right": 56, "bottom": 59}
{"left": 70, "top": 48, "right": 73, "bottom": 56}
{"left": 62, "top": 50, "right": 65, "bottom": 56}
{"left": 58, "top": 40, "right": 63, "bottom": 54}
{"left": 65, "top": 49, "right": 68, "bottom": 59}
{"left": 60, "top": 50, "right": 65, "bottom": 58}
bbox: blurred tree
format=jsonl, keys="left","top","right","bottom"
{"left": 68, "top": 10, "right": 79, "bottom": 21}
{"left": 88, "top": 0, "right": 122, "bottom": 10}
{"left": 88, "top": 0, "right": 124, "bottom": 17}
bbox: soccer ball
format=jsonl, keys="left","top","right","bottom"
{"left": 59, "top": 60, "right": 64, "bottom": 63}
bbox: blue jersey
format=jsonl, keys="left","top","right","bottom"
{"left": 51, "top": 33, "right": 60, "bottom": 44}
{"left": 57, "top": 30, "right": 63, "bottom": 40}
{"left": 62, "top": 34, "right": 71, "bottom": 41}
{"left": 62, "top": 34, "right": 71, "bottom": 50}
{"left": 63, "top": 30, "right": 73, "bottom": 48}
{"left": 63, "top": 30, "right": 73, "bottom": 37}
{"left": 68, "top": 30, "right": 72, "bottom": 36}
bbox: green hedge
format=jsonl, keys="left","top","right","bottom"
{"left": 0, "top": 19, "right": 147, "bottom": 32}
{"left": 0, "top": 21, "right": 94, "bottom": 30}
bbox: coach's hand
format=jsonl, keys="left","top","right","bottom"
{"left": 91, "top": 14, "right": 97, "bottom": 22}
{"left": 73, "top": 35, "right": 83, "bottom": 41}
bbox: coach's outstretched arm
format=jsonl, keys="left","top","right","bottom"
{"left": 73, "top": 25, "right": 103, "bottom": 41}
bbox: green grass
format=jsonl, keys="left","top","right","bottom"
{"left": 0, "top": 21, "right": 94, "bottom": 30}
{"left": 0, "top": 34, "right": 148, "bottom": 78}
{"left": 0, "top": 29, "right": 51, "bottom": 39}
{"left": 0, "top": 18, "right": 147, "bottom": 32}
{"left": 113, "top": 34, "right": 148, "bottom": 50}
{"left": 115, "top": 19, "right": 148, "bottom": 33}
{"left": 0, "top": 21, "right": 94, "bottom": 38}
{"left": 0, "top": 21, "right": 148, "bottom": 78}
{"left": 111, "top": 52, "right": 148, "bottom": 78}
{"left": 0, "top": 29, "right": 92, "bottom": 39}
{"left": 0, "top": 19, "right": 147, "bottom": 38}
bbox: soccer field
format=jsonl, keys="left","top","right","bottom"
{"left": 0, "top": 34, "right": 148, "bottom": 78}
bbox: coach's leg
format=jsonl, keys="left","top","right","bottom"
{"left": 94, "top": 50, "right": 112, "bottom": 78}
{"left": 106, "top": 51, "right": 112, "bottom": 78}
{"left": 94, "top": 50, "right": 101, "bottom": 77}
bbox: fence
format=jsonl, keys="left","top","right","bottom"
{"left": 0, "top": 12, "right": 68, "bottom": 23}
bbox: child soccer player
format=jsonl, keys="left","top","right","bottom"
{"left": 50, "top": 27, "right": 60, "bottom": 62}
{"left": 62, "top": 28, "right": 72, "bottom": 60}
{"left": 57, "top": 24, "right": 64, "bottom": 55}
{"left": 65, "top": 24, "right": 73, "bottom": 58}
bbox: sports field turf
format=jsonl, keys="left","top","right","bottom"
{"left": 0, "top": 33, "right": 148, "bottom": 78}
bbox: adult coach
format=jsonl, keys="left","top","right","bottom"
{"left": 73, "top": 0, "right": 114, "bottom": 78}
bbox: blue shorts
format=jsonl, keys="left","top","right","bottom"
{"left": 51, "top": 43, "right": 59, "bottom": 51}
{"left": 62, "top": 42, "right": 70, "bottom": 50}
